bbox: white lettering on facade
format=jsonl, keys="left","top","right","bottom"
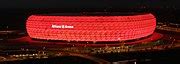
{"left": 52, "top": 25, "right": 74, "bottom": 28}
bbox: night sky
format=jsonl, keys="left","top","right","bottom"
{"left": 0, "top": 0, "right": 179, "bottom": 9}
{"left": 0, "top": 0, "right": 179, "bottom": 30}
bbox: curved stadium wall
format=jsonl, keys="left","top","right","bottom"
{"left": 26, "top": 13, "right": 156, "bottom": 41}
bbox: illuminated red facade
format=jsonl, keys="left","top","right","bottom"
{"left": 26, "top": 13, "right": 156, "bottom": 41}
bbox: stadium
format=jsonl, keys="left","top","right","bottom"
{"left": 0, "top": 12, "right": 179, "bottom": 64}
{"left": 24, "top": 12, "right": 162, "bottom": 47}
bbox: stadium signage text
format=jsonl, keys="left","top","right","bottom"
{"left": 51, "top": 25, "right": 74, "bottom": 28}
